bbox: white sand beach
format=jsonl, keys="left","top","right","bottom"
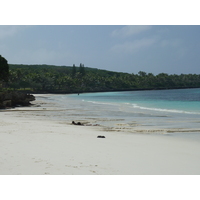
{"left": 1, "top": 95, "right": 200, "bottom": 175}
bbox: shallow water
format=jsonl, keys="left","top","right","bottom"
{"left": 32, "top": 89, "right": 200, "bottom": 141}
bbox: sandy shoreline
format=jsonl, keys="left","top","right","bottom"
{"left": 1, "top": 96, "right": 200, "bottom": 175}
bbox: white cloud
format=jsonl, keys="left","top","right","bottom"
{"left": 111, "top": 25, "right": 152, "bottom": 37}
{"left": 111, "top": 37, "right": 158, "bottom": 54}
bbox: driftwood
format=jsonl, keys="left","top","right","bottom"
{"left": 71, "top": 121, "right": 100, "bottom": 126}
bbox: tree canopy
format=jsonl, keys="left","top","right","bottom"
{"left": 0, "top": 55, "right": 9, "bottom": 82}
{"left": 6, "top": 64, "right": 200, "bottom": 93}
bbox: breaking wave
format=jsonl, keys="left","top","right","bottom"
{"left": 132, "top": 104, "right": 200, "bottom": 115}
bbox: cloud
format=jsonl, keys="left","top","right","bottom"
{"left": 111, "top": 25, "right": 152, "bottom": 37}
{"left": 111, "top": 37, "right": 158, "bottom": 54}
{"left": 0, "top": 25, "right": 28, "bottom": 40}
{"left": 0, "top": 26, "right": 17, "bottom": 39}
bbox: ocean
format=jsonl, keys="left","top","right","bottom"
{"left": 35, "top": 88, "right": 200, "bottom": 140}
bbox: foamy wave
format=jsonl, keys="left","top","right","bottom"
{"left": 82, "top": 99, "right": 200, "bottom": 115}
{"left": 132, "top": 104, "right": 200, "bottom": 115}
{"left": 82, "top": 100, "right": 118, "bottom": 106}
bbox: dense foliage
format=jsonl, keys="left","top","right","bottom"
{"left": 0, "top": 55, "right": 9, "bottom": 83}
{"left": 6, "top": 64, "right": 200, "bottom": 93}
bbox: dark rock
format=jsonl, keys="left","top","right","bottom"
{"left": 72, "top": 121, "right": 83, "bottom": 125}
{"left": 3, "top": 100, "right": 12, "bottom": 107}
{"left": 97, "top": 135, "right": 106, "bottom": 138}
{"left": 0, "top": 91, "right": 35, "bottom": 109}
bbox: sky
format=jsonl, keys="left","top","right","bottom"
{"left": 0, "top": 25, "right": 200, "bottom": 75}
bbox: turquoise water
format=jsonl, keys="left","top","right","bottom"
{"left": 69, "top": 88, "right": 200, "bottom": 115}
{"left": 36, "top": 88, "right": 200, "bottom": 139}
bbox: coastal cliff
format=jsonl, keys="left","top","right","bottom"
{"left": 0, "top": 91, "right": 35, "bottom": 109}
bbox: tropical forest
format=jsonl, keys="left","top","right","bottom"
{"left": 7, "top": 63, "right": 200, "bottom": 93}
{"left": 1, "top": 55, "right": 200, "bottom": 108}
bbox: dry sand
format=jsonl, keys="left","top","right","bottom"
{"left": 1, "top": 100, "right": 200, "bottom": 175}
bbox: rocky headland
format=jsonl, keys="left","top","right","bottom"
{"left": 0, "top": 91, "right": 35, "bottom": 109}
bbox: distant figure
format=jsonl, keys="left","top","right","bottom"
{"left": 78, "top": 93, "right": 79, "bottom": 95}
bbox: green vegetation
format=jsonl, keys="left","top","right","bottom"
{"left": 5, "top": 63, "right": 200, "bottom": 93}
{"left": 0, "top": 55, "right": 9, "bottom": 84}
{"left": 0, "top": 56, "right": 35, "bottom": 108}
{"left": 1, "top": 54, "right": 199, "bottom": 108}
{"left": 1, "top": 53, "right": 200, "bottom": 94}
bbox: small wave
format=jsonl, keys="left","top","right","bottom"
{"left": 132, "top": 104, "right": 200, "bottom": 115}
{"left": 82, "top": 100, "right": 118, "bottom": 106}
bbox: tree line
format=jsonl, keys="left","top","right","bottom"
{"left": 1, "top": 55, "right": 200, "bottom": 93}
